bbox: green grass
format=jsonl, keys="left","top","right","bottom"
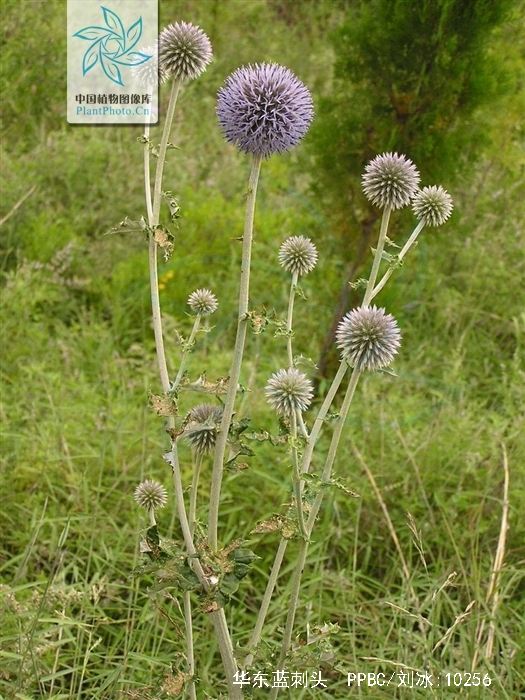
{"left": 1, "top": 1, "right": 524, "bottom": 698}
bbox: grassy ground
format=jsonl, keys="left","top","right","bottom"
{"left": 1, "top": 1, "right": 524, "bottom": 698}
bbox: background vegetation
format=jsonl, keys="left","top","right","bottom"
{"left": 1, "top": 0, "right": 524, "bottom": 697}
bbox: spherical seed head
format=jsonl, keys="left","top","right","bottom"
{"left": 216, "top": 63, "right": 314, "bottom": 158}
{"left": 185, "top": 403, "right": 223, "bottom": 454}
{"left": 412, "top": 185, "right": 454, "bottom": 226}
{"left": 336, "top": 306, "right": 401, "bottom": 371}
{"left": 131, "top": 44, "right": 167, "bottom": 87}
{"left": 187, "top": 288, "right": 218, "bottom": 316}
{"left": 134, "top": 479, "right": 168, "bottom": 511}
{"left": 278, "top": 235, "right": 318, "bottom": 276}
{"left": 265, "top": 368, "right": 313, "bottom": 415}
{"left": 362, "top": 152, "right": 420, "bottom": 210}
{"left": 159, "top": 21, "right": 212, "bottom": 82}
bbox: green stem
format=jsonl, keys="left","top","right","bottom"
{"left": 152, "top": 80, "right": 180, "bottom": 225}
{"left": 301, "top": 361, "right": 348, "bottom": 476}
{"left": 370, "top": 219, "right": 425, "bottom": 300}
{"left": 291, "top": 411, "right": 307, "bottom": 540}
{"left": 148, "top": 80, "right": 181, "bottom": 394}
{"left": 208, "top": 154, "right": 263, "bottom": 550}
{"left": 271, "top": 368, "right": 361, "bottom": 692}
{"left": 144, "top": 123, "right": 154, "bottom": 225}
{"left": 183, "top": 592, "right": 196, "bottom": 700}
{"left": 269, "top": 540, "right": 308, "bottom": 700}
{"left": 189, "top": 452, "right": 203, "bottom": 537}
{"left": 286, "top": 271, "right": 298, "bottom": 367}
{"left": 362, "top": 205, "right": 392, "bottom": 306}
{"left": 146, "top": 80, "right": 240, "bottom": 698}
{"left": 244, "top": 362, "right": 347, "bottom": 660}
{"left": 243, "top": 538, "right": 288, "bottom": 668}
{"left": 173, "top": 315, "right": 201, "bottom": 391}
{"left": 169, "top": 450, "right": 242, "bottom": 699}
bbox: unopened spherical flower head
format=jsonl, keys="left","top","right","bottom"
{"left": 159, "top": 21, "right": 212, "bottom": 82}
{"left": 362, "top": 152, "right": 420, "bottom": 210}
{"left": 134, "top": 479, "right": 168, "bottom": 510}
{"left": 187, "top": 288, "right": 218, "bottom": 316}
{"left": 279, "top": 235, "right": 318, "bottom": 277}
{"left": 265, "top": 368, "right": 313, "bottom": 416}
{"left": 412, "top": 185, "right": 454, "bottom": 226}
{"left": 131, "top": 44, "right": 167, "bottom": 87}
{"left": 216, "top": 63, "right": 314, "bottom": 158}
{"left": 336, "top": 306, "right": 401, "bottom": 371}
{"left": 185, "top": 404, "right": 223, "bottom": 454}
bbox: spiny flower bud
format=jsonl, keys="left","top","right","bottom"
{"left": 217, "top": 63, "right": 314, "bottom": 158}
{"left": 278, "top": 235, "right": 318, "bottom": 277}
{"left": 134, "top": 479, "right": 168, "bottom": 510}
{"left": 185, "top": 404, "right": 223, "bottom": 454}
{"left": 362, "top": 152, "right": 420, "bottom": 210}
{"left": 187, "top": 288, "right": 218, "bottom": 316}
{"left": 412, "top": 185, "right": 453, "bottom": 226}
{"left": 159, "top": 21, "right": 212, "bottom": 82}
{"left": 336, "top": 306, "right": 401, "bottom": 371}
{"left": 265, "top": 368, "right": 313, "bottom": 415}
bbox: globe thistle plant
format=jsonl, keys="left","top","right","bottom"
{"left": 279, "top": 236, "right": 318, "bottom": 277}
{"left": 187, "top": 288, "right": 218, "bottom": 316}
{"left": 265, "top": 368, "right": 313, "bottom": 416}
{"left": 216, "top": 63, "right": 314, "bottom": 158}
{"left": 159, "top": 21, "right": 213, "bottom": 82}
{"left": 336, "top": 306, "right": 401, "bottom": 371}
{"left": 134, "top": 479, "right": 168, "bottom": 511}
{"left": 185, "top": 404, "right": 223, "bottom": 454}
{"left": 362, "top": 152, "right": 420, "bottom": 210}
{"left": 412, "top": 185, "right": 454, "bottom": 226}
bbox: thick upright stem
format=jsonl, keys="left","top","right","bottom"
{"left": 143, "top": 122, "right": 154, "bottom": 225}
{"left": 370, "top": 219, "right": 425, "bottom": 300}
{"left": 286, "top": 271, "right": 298, "bottom": 367}
{"left": 243, "top": 538, "right": 288, "bottom": 668}
{"left": 208, "top": 155, "right": 263, "bottom": 550}
{"left": 148, "top": 80, "right": 181, "bottom": 394}
{"left": 189, "top": 453, "right": 203, "bottom": 536}
{"left": 290, "top": 411, "right": 307, "bottom": 540}
{"left": 170, "top": 451, "right": 242, "bottom": 699}
{"left": 362, "top": 205, "right": 391, "bottom": 307}
{"left": 152, "top": 80, "right": 180, "bottom": 225}
{"left": 183, "top": 592, "right": 196, "bottom": 700}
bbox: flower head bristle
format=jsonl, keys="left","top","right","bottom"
{"left": 217, "top": 63, "right": 314, "bottom": 158}
{"left": 362, "top": 152, "right": 420, "bottom": 210}
{"left": 412, "top": 185, "right": 453, "bottom": 226}
{"left": 159, "top": 21, "right": 212, "bottom": 82}
{"left": 336, "top": 306, "right": 401, "bottom": 371}
{"left": 185, "top": 403, "right": 223, "bottom": 454}
{"left": 187, "top": 288, "right": 218, "bottom": 316}
{"left": 279, "top": 236, "right": 318, "bottom": 276}
{"left": 134, "top": 479, "right": 168, "bottom": 510}
{"left": 265, "top": 368, "right": 313, "bottom": 415}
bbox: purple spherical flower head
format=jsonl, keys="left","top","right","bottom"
{"left": 216, "top": 63, "right": 314, "bottom": 158}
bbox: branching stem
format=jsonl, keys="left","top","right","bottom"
{"left": 371, "top": 219, "right": 425, "bottom": 300}
{"left": 363, "top": 205, "right": 391, "bottom": 306}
